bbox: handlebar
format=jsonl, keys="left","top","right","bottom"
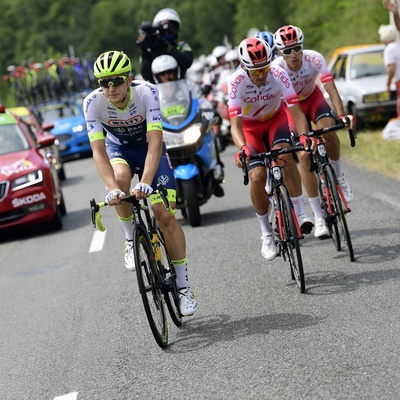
{"left": 90, "top": 184, "right": 176, "bottom": 231}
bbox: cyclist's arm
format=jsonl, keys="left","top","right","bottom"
{"left": 288, "top": 104, "right": 308, "bottom": 136}
{"left": 323, "top": 80, "right": 345, "bottom": 118}
{"left": 230, "top": 115, "right": 246, "bottom": 149}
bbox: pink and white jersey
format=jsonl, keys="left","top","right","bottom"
{"left": 228, "top": 65, "right": 299, "bottom": 122}
{"left": 272, "top": 50, "right": 334, "bottom": 101}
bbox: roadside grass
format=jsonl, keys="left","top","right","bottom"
{"left": 339, "top": 128, "right": 400, "bottom": 181}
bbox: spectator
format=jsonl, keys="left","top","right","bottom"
{"left": 383, "top": 0, "right": 400, "bottom": 30}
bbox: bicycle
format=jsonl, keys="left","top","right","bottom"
{"left": 90, "top": 183, "right": 182, "bottom": 349}
{"left": 240, "top": 144, "right": 307, "bottom": 293}
{"left": 294, "top": 118, "right": 357, "bottom": 262}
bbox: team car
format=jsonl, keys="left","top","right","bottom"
{"left": 0, "top": 106, "right": 66, "bottom": 232}
{"left": 33, "top": 99, "right": 92, "bottom": 161}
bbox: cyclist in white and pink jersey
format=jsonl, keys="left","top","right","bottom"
{"left": 228, "top": 37, "right": 313, "bottom": 262}
{"left": 273, "top": 25, "right": 354, "bottom": 238}
{"left": 83, "top": 50, "right": 197, "bottom": 316}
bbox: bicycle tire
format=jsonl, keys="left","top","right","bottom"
{"left": 319, "top": 167, "right": 340, "bottom": 250}
{"left": 154, "top": 221, "right": 183, "bottom": 327}
{"left": 278, "top": 185, "right": 306, "bottom": 293}
{"left": 134, "top": 227, "right": 168, "bottom": 348}
{"left": 325, "top": 166, "right": 355, "bottom": 262}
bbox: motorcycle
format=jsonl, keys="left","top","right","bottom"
{"left": 157, "top": 79, "right": 223, "bottom": 227}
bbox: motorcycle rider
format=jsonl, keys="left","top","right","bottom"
{"left": 83, "top": 50, "right": 197, "bottom": 316}
{"left": 151, "top": 54, "right": 225, "bottom": 197}
{"left": 137, "top": 8, "right": 194, "bottom": 84}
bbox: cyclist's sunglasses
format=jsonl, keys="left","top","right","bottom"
{"left": 246, "top": 65, "right": 270, "bottom": 76}
{"left": 159, "top": 69, "right": 175, "bottom": 76}
{"left": 282, "top": 45, "right": 303, "bottom": 56}
{"left": 98, "top": 75, "right": 128, "bottom": 88}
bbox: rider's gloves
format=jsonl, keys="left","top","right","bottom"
{"left": 105, "top": 189, "right": 125, "bottom": 204}
{"left": 338, "top": 115, "right": 351, "bottom": 127}
{"left": 299, "top": 134, "right": 313, "bottom": 150}
{"left": 133, "top": 182, "right": 153, "bottom": 195}
{"left": 234, "top": 145, "right": 250, "bottom": 167}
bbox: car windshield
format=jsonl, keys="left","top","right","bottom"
{"left": 350, "top": 51, "right": 387, "bottom": 79}
{"left": 36, "top": 103, "right": 79, "bottom": 123}
{"left": 0, "top": 124, "right": 30, "bottom": 155}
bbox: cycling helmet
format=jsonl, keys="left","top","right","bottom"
{"left": 225, "top": 48, "right": 239, "bottom": 63}
{"left": 94, "top": 51, "right": 131, "bottom": 79}
{"left": 153, "top": 8, "right": 181, "bottom": 28}
{"left": 212, "top": 45, "right": 228, "bottom": 60}
{"left": 255, "top": 31, "right": 276, "bottom": 52}
{"left": 151, "top": 55, "right": 179, "bottom": 83}
{"left": 238, "top": 38, "right": 272, "bottom": 69}
{"left": 274, "top": 25, "right": 304, "bottom": 51}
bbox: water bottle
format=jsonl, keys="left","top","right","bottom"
{"left": 151, "top": 233, "right": 162, "bottom": 261}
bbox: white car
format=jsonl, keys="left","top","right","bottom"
{"left": 326, "top": 44, "right": 397, "bottom": 129}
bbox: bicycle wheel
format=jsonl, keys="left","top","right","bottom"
{"left": 134, "top": 227, "right": 168, "bottom": 348}
{"left": 325, "top": 166, "right": 355, "bottom": 262}
{"left": 319, "top": 168, "right": 340, "bottom": 250}
{"left": 155, "top": 222, "right": 183, "bottom": 327}
{"left": 278, "top": 185, "right": 305, "bottom": 293}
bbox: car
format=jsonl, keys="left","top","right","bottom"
{"left": 6, "top": 106, "right": 66, "bottom": 181}
{"left": 0, "top": 106, "right": 66, "bottom": 232}
{"left": 326, "top": 44, "right": 397, "bottom": 129}
{"left": 33, "top": 99, "right": 92, "bottom": 161}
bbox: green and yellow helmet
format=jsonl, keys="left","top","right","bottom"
{"left": 93, "top": 51, "right": 131, "bottom": 79}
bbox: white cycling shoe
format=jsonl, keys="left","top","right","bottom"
{"left": 338, "top": 174, "right": 353, "bottom": 203}
{"left": 261, "top": 233, "right": 277, "bottom": 261}
{"left": 314, "top": 218, "right": 330, "bottom": 238}
{"left": 178, "top": 287, "right": 198, "bottom": 316}
{"left": 124, "top": 240, "right": 135, "bottom": 271}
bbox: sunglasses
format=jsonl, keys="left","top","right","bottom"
{"left": 159, "top": 69, "right": 175, "bottom": 76}
{"left": 282, "top": 45, "right": 303, "bottom": 56}
{"left": 98, "top": 75, "right": 127, "bottom": 88}
{"left": 247, "top": 65, "right": 270, "bottom": 76}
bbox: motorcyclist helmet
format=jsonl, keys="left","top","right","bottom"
{"left": 274, "top": 25, "right": 304, "bottom": 50}
{"left": 151, "top": 55, "right": 180, "bottom": 83}
{"left": 238, "top": 38, "right": 272, "bottom": 69}
{"left": 93, "top": 51, "right": 131, "bottom": 79}
{"left": 212, "top": 45, "right": 228, "bottom": 61}
{"left": 153, "top": 8, "right": 181, "bottom": 36}
{"left": 225, "top": 48, "right": 239, "bottom": 63}
{"left": 255, "top": 31, "right": 276, "bottom": 52}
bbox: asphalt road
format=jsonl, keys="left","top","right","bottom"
{"left": 1, "top": 142, "right": 400, "bottom": 400}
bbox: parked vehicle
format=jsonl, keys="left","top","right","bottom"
{"left": 326, "top": 44, "right": 397, "bottom": 129}
{"left": 6, "top": 106, "right": 66, "bottom": 181}
{"left": 33, "top": 99, "right": 92, "bottom": 160}
{"left": 0, "top": 107, "right": 66, "bottom": 232}
{"left": 158, "top": 79, "right": 223, "bottom": 227}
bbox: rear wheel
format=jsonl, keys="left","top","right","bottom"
{"left": 279, "top": 186, "right": 305, "bottom": 293}
{"left": 182, "top": 178, "right": 201, "bottom": 227}
{"left": 134, "top": 227, "right": 168, "bottom": 348}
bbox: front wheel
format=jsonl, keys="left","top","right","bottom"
{"left": 134, "top": 227, "right": 168, "bottom": 348}
{"left": 278, "top": 186, "right": 305, "bottom": 293}
{"left": 181, "top": 178, "right": 201, "bottom": 227}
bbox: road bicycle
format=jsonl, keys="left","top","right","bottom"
{"left": 294, "top": 119, "right": 357, "bottom": 262}
{"left": 90, "top": 184, "right": 182, "bottom": 349}
{"left": 241, "top": 144, "right": 307, "bottom": 293}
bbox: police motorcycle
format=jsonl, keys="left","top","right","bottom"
{"left": 152, "top": 56, "right": 224, "bottom": 227}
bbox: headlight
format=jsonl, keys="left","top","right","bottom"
{"left": 72, "top": 124, "right": 84, "bottom": 133}
{"left": 12, "top": 170, "right": 44, "bottom": 191}
{"left": 363, "top": 92, "right": 390, "bottom": 103}
{"left": 163, "top": 123, "right": 202, "bottom": 148}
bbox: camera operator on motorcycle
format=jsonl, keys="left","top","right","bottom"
{"left": 136, "top": 8, "right": 194, "bottom": 84}
{"left": 151, "top": 54, "right": 225, "bottom": 198}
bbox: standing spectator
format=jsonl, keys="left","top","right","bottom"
{"left": 137, "top": 8, "right": 194, "bottom": 84}
{"left": 383, "top": 0, "right": 400, "bottom": 30}
{"left": 379, "top": 24, "right": 400, "bottom": 117}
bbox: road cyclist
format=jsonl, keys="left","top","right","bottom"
{"left": 228, "top": 37, "right": 313, "bottom": 262}
{"left": 272, "top": 25, "right": 355, "bottom": 239}
{"left": 83, "top": 50, "right": 197, "bottom": 317}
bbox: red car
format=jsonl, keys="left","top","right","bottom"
{"left": 0, "top": 106, "right": 66, "bottom": 232}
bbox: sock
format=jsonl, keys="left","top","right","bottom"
{"left": 309, "top": 196, "right": 325, "bottom": 220}
{"left": 119, "top": 214, "right": 134, "bottom": 240}
{"left": 172, "top": 258, "right": 190, "bottom": 289}
{"left": 256, "top": 212, "right": 272, "bottom": 234}
{"left": 291, "top": 195, "right": 305, "bottom": 216}
{"left": 329, "top": 158, "right": 343, "bottom": 178}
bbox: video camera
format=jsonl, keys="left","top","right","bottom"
{"left": 138, "top": 21, "right": 164, "bottom": 48}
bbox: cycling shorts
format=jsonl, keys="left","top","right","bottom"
{"left": 285, "top": 86, "right": 336, "bottom": 132}
{"left": 105, "top": 140, "right": 176, "bottom": 204}
{"left": 242, "top": 106, "right": 292, "bottom": 171}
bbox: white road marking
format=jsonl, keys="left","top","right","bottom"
{"left": 54, "top": 392, "right": 78, "bottom": 400}
{"left": 89, "top": 230, "right": 107, "bottom": 253}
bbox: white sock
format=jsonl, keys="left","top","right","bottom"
{"left": 309, "top": 196, "right": 325, "bottom": 220}
{"left": 291, "top": 195, "right": 306, "bottom": 216}
{"left": 119, "top": 214, "right": 134, "bottom": 240}
{"left": 174, "top": 263, "right": 190, "bottom": 289}
{"left": 256, "top": 212, "right": 272, "bottom": 234}
{"left": 329, "top": 158, "right": 343, "bottom": 178}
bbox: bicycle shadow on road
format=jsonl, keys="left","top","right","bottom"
{"left": 165, "top": 312, "right": 321, "bottom": 352}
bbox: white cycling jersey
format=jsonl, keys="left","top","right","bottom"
{"left": 272, "top": 49, "right": 334, "bottom": 101}
{"left": 384, "top": 41, "right": 400, "bottom": 83}
{"left": 83, "top": 80, "right": 162, "bottom": 147}
{"left": 228, "top": 65, "right": 299, "bottom": 122}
